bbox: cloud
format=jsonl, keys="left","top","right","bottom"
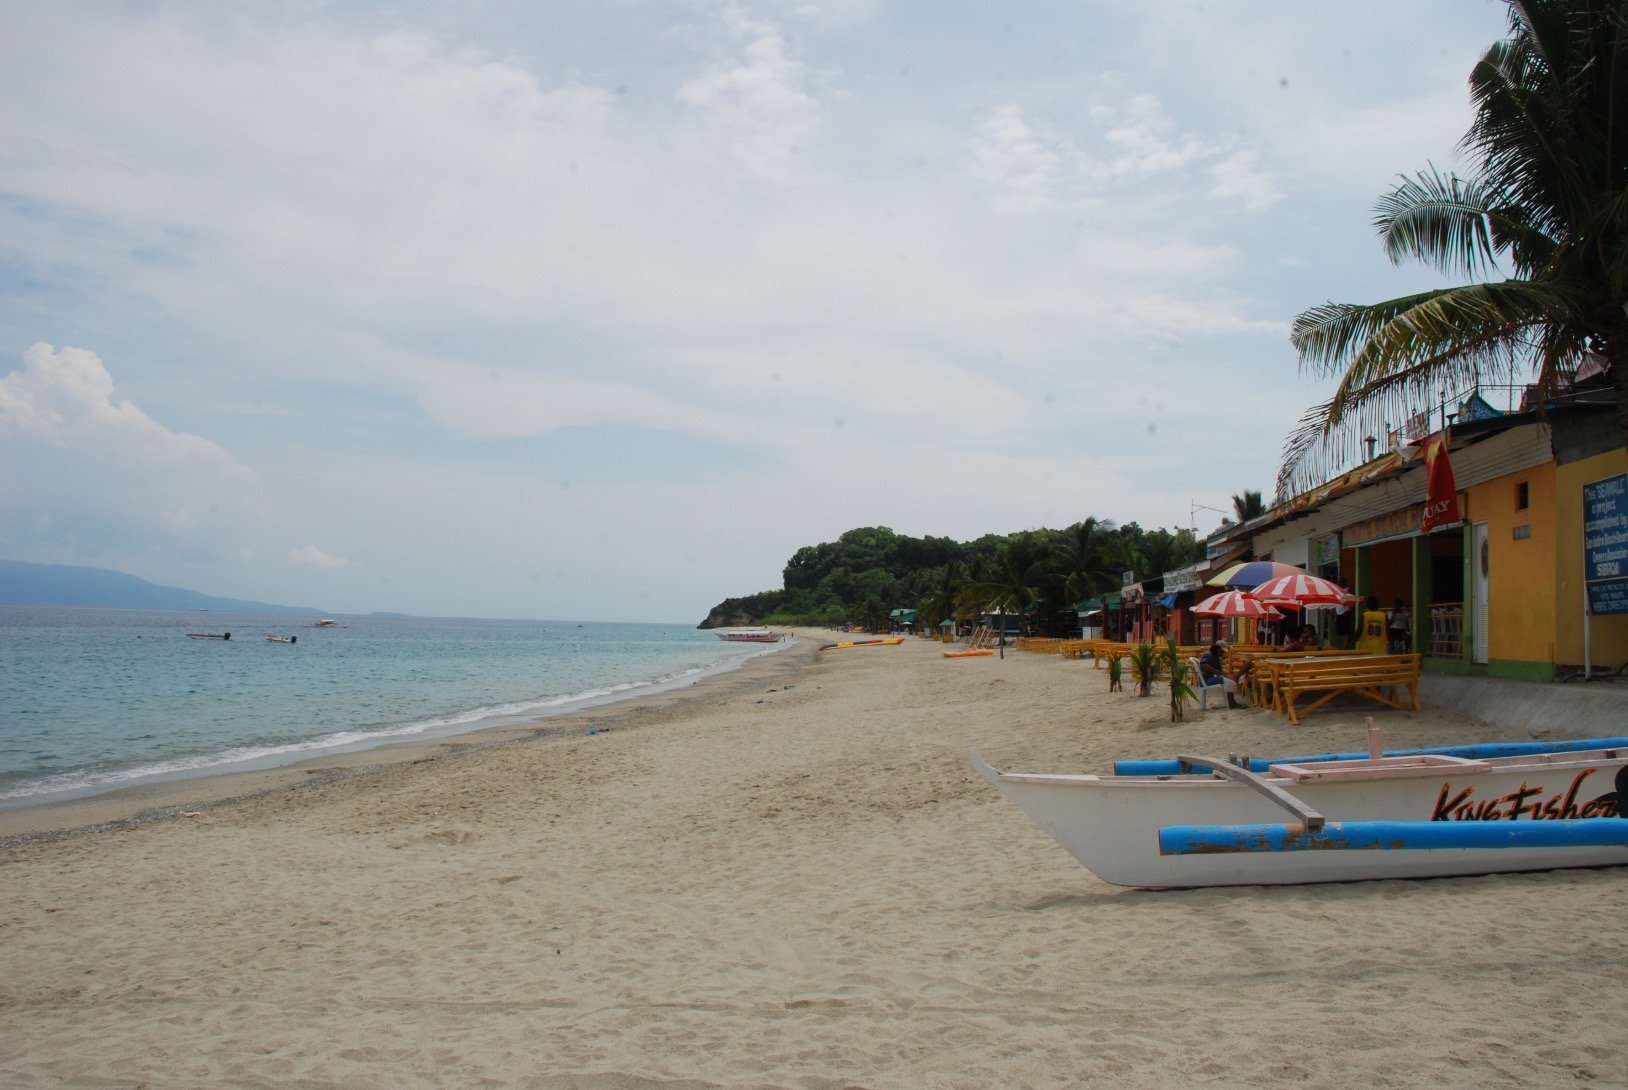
{"left": 675, "top": 14, "right": 826, "bottom": 181}
{"left": 288, "top": 544, "right": 349, "bottom": 569}
{"left": 0, "top": 343, "right": 260, "bottom": 562}
{"left": 0, "top": 2, "right": 1515, "bottom": 620}
{"left": 969, "top": 94, "right": 1283, "bottom": 214}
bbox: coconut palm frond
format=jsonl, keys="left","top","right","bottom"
{"left": 1285, "top": 276, "right": 1594, "bottom": 498}
{"left": 1326, "top": 283, "right": 1550, "bottom": 404}
{"left": 1286, "top": 2, "right": 1628, "bottom": 497}
{"left": 1294, "top": 281, "right": 1542, "bottom": 386}
{"left": 1376, "top": 169, "right": 1502, "bottom": 276}
{"left": 1291, "top": 298, "right": 1424, "bottom": 376}
{"left": 1464, "top": 32, "right": 1573, "bottom": 239}
{"left": 1590, "top": 185, "right": 1628, "bottom": 295}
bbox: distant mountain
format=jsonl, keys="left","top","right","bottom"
{"left": 0, "top": 560, "right": 323, "bottom": 614}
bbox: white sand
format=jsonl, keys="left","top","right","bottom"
{"left": 3, "top": 632, "right": 1625, "bottom": 1089}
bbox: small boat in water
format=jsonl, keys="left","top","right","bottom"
{"left": 715, "top": 627, "right": 784, "bottom": 643}
{"left": 265, "top": 635, "right": 297, "bottom": 644}
{"left": 973, "top": 731, "right": 1628, "bottom": 888}
{"left": 314, "top": 619, "right": 339, "bottom": 628}
{"left": 186, "top": 631, "right": 231, "bottom": 640}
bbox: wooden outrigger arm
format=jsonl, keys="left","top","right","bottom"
{"left": 1174, "top": 754, "right": 1326, "bottom": 830}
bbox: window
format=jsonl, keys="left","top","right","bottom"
{"left": 1516, "top": 481, "right": 1529, "bottom": 510}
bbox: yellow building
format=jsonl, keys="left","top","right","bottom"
{"left": 1209, "top": 388, "right": 1626, "bottom": 681}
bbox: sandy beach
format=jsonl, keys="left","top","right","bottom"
{"left": 4, "top": 632, "right": 1626, "bottom": 1089}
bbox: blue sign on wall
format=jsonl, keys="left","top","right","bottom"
{"left": 1584, "top": 472, "right": 1628, "bottom": 615}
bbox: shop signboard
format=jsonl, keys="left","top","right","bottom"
{"left": 1162, "top": 564, "right": 1203, "bottom": 593}
{"left": 1342, "top": 504, "right": 1425, "bottom": 549}
{"left": 1584, "top": 472, "right": 1628, "bottom": 615}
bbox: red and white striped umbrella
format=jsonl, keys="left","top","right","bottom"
{"left": 1194, "top": 590, "right": 1284, "bottom": 618}
{"left": 1249, "top": 572, "right": 1357, "bottom": 606}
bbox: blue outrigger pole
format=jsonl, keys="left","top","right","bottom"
{"left": 1159, "top": 817, "right": 1628, "bottom": 856}
{"left": 1115, "top": 737, "right": 1628, "bottom": 778}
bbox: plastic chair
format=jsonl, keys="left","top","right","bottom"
{"left": 1191, "top": 658, "right": 1236, "bottom": 711}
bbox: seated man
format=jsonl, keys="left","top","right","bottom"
{"left": 1286, "top": 624, "right": 1319, "bottom": 651}
{"left": 1198, "top": 641, "right": 1249, "bottom": 709}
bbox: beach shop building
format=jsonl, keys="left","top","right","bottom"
{"left": 1204, "top": 391, "right": 1626, "bottom": 681}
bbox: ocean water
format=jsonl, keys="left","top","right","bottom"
{"left": 0, "top": 606, "right": 784, "bottom": 807}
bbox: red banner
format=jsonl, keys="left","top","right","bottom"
{"left": 1421, "top": 431, "right": 1462, "bottom": 533}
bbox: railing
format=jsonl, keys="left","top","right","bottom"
{"left": 1428, "top": 604, "right": 1463, "bottom": 658}
{"left": 1446, "top": 380, "right": 1616, "bottom": 424}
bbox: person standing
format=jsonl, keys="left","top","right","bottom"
{"left": 1388, "top": 598, "right": 1411, "bottom": 654}
{"left": 1356, "top": 595, "right": 1389, "bottom": 654}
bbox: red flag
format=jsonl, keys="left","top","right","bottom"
{"left": 1421, "top": 431, "right": 1461, "bottom": 533}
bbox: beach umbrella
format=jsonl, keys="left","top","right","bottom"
{"left": 1193, "top": 590, "right": 1284, "bottom": 618}
{"left": 1249, "top": 572, "right": 1357, "bottom": 607}
{"left": 1205, "top": 560, "right": 1305, "bottom": 588}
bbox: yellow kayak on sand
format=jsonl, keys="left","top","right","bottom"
{"left": 818, "top": 637, "right": 906, "bottom": 651}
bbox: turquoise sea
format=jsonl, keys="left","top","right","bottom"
{"left": 0, "top": 606, "right": 785, "bottom": 807}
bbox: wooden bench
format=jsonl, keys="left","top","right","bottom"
{"left": 1226, "top": 646, "right": 1353, "bottom": 671}
{"left": 1274, "top": 653, "right": 1421, "bottom": 724}
{"left": 1237, "top": 648, "right": 1370, "bottom": 710}
{"left": 1090, "top": 641, "right": 1132, "bottom": 667}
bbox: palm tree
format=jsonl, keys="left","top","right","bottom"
{"left": 1280, "top": 0, "right": 1628, "bottom": 497}
{"left": 916, "top": 562, "right": 964, "bottom": 636}
{"left": 1130, "top": 527, "right": 1203, "bottom": 582}
{"left": 1165, "top": 636, "right": 1197, "bottom": 721}
{"left": 1127, "top": 642, "right": 1160, "bottom": 697}
{"left": 966, "top": 533, "right": 1060, "bottom": 638}
{"left": 1056, "top": 517, "right": 1121, "bottom": 604}
{"left": 1231, "top": 491, "right": 1266, "bottom": 523}
{"left": 851, "top": 593, "right": 889, "bottom": 633}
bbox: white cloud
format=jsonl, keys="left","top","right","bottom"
{"left": 675, "top": 17, "right": 825, "bottom": 181}
{"left": 0, "top": 2, "right": 1514, "bottom": 619}
{"left": 0, "top": 343, "right": 260, "bottom": 561}
{"left": 288, "top": 545, "right": 349, "bottom": 569}
{"left": 969, "top": 94, "right": 1282, "bottom": 215}
{"left": 967, "top": 104, "right": 1080, "bottom": 212}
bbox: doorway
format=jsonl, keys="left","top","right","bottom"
{"left": 1472, "top": 521, "right": 1490, "bottom": 665}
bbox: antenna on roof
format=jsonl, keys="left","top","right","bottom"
{"left": 1190, "top": 501, "right": 1228, "bottom": 532}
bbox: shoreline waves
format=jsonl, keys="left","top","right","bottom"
{"left": 3, "top": 632, "right": 1625, "bottom": 1087}
{"left": 0, "top": 607, "right": 784, "bottom": 812}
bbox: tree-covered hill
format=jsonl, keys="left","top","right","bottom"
{"left": 697, "top": 521, "right": 1203, "bottom": 634}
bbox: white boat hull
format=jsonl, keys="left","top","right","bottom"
{"left": 716, "top": 628, "right": 783, "bottom": 643}
{"left": 973, "top": 748, "right": 1628, "bottom": 888}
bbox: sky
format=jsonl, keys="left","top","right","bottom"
{"left": 0, "top": 0, "right": 1516, "bottom": 623}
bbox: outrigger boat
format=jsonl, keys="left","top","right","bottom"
{"left": 186, "top": 631, "right": 231, "bottom": 640}
{"left": 265, "top": 634, "right": 297, "bottom": 644}
{"left": 715, "top": 627, "right": 785, "bottom": 643}
{"left": 973, "top": 730, "right": 1628, "bottom": 888}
